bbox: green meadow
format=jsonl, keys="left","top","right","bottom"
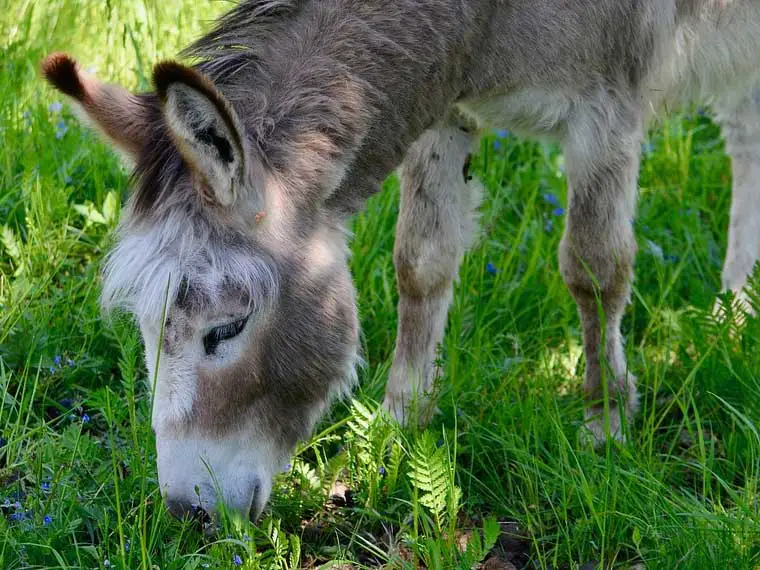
{"left": 2, "top": 1, "right": 759, "bottom": 568}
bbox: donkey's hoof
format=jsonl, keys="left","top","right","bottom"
{"left": 712, "top": 290, "right": 754, "bottom": 327}
{"left": 380, "top": 392, "right": 438, "bottom": 428}
{"left": 582, "top": 406, "right": 626, "bottom": 448}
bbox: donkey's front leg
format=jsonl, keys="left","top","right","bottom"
{"left": 560, "top": 101, "right": 643, "bottom": 445}
{"left": 713, "top": 85, "right": 760, "bottom": 316}
{"left": 382, "top": 125, "right": 479, "bottom": 426}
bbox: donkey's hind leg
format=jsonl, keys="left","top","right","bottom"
{"left": 559, "top": 94, "right": 644, "bottom": 446}
{"left": 713, "top": 83, "right": 760, "bottom": 316}
{"left": 382, "top": 125, "right": 480, "bottom": 426}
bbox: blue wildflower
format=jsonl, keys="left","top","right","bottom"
{"left": 82, "top": 414, "right": 90, "bottom": 424}
{"left": 41, "top": 481, "right": 50, "bottom": 491}
{"left": 545, "top": 219, "right": 554, "bottom": 232}
{"left": 552, "top": 207, "right": 565, "bottom": 216}
{"left": 284, "top": 463, "right": 292, "bottom": 472}
{"left": 125, "top": 540, "right": 130, "bottom": 553}
{"left": 48, "top": 102, "right": 63, "bottom": 113}
{"left": 243, "top": 534, "right": 251, "bottom": 543}
{"left": 493, "top": 139, "right": 502, "bottom": 151}
{"left": 493, "top": 128, "right": 509, "bottom": 138}
{"left": 55, "top": 119, "right": 68, "bottom": 139}
{"left": 54, "top": 355, "right": 62, "bottom": 367}
{"left": 486, "top": 262, "right": 498, "bottom": 275}
{"left": 542, "top": 193, "right": 560, "bottom": 207}
{"left": 66, "top": 358, "right": 75, "bottom": 367}
{"left": 104, "top": 559, "right": 111, "bottom": 568}
{"left": 49, "top": 367, "right": 57, "bottom": 375}
{"left": 3, "top": 498, "right": 10, "bottom": 508}
{"left": 642, "top": 141, "right": 655, "bottom": 154}
{"left": 233, "top": 554, "right": 243, "bottom": 566}
{"left": 43, "top": 515, "right": 52, "bottom": 525}
{"left": 378, "top": 466, "right": 386, "bottom": 476}
{"left": 9, "top": 512, "right": 26, "bottom": 522}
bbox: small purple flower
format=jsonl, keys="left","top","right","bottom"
{"left": 233, "top": 554, "right": 243, "bottom": 566}
{"left": 125, "top": 540, "right": 130, "bottom": 552}
{"left": 486, "top": 262, "right": 498, "bottom": 275}
{"left": 552, "top": 207, "right": 565, "bottom": 217}
{"left": 43, "top": 515, "right": 53, "bottom": 525}
{"left": 48, "top": 102, "right": 63, "bottom": 113}
{"left": 41, "top": 481, "right": 51, "bottom": 492}
{"left": 542, "top": 193, "right": 560, "bottom": 207}
{"left": 3, "top": 498, "right": 10, "bottom": 508}
{"left": 13, "top": 501, "right": 22, "bottom": 510}
{"left": 49, "top": 367, "right": 57, "bottom": 375}
{"left": 492, "top": 139, "right": 502, "bottom": 151}
{"left": 55, "top": 119, "right": 68, "bottom": 139}
{"left": 54, "top": 355, "right": 62, "bottom": 366}
{"left": 284, "top": 463, "right": 292, "bottom": 472}
{"left": 378, "top": 466, "right": 386, "bottom": 476}
{"left": 81, "top": 414, "right": 90, "bottom": 424}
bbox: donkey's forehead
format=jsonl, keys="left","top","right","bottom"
{"left": 101, "top": 209, "right": 279, "bottom": 324}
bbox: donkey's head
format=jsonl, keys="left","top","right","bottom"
{"left": 41, "top": 54, "right": 363, "bottom": 521}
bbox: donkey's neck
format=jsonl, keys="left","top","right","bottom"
{"left": 200, "top": 1, "right": 483, "bottom": 217}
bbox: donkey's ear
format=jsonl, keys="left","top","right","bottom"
{"left": 153, "top": 61, "right": 247, "bottom": 207}
{"left": 41, "top": 53, "right": 150, "bottom": 162}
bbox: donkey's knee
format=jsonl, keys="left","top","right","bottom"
{"left": 394, "top": 127, "right": 479, "bottom": 298}
{"left": 558, "top": 227, "right": 637, "bottom": 315}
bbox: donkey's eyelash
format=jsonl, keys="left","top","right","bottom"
{"left": 203, "top": 315, "right": 249, "bottom": 355}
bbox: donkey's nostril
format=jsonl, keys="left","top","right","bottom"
{"left": 165, "top": 497, "right": 210, "bottom": 524}
{"left": 248, "top": 479, "right": 263, "bottom": 522}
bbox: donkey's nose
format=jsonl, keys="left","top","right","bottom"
{"left": 165, "top": 497, "right": 210, "bottom": 523}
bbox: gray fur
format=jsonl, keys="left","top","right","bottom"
{"left": 44, "top": 0, "right": 760, "bottom": 519}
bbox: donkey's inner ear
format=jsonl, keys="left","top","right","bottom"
{"left": 153, "top": 62, "right": 247, "bottom": 207}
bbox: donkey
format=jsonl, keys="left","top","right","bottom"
{"left": 41, "top": 0, "right": 760, "bottom": 521}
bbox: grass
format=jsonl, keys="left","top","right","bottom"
{"left": 2, "top": 1, "right": 760, "bottom": 568}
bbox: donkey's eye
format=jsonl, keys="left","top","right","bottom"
{"left": 203, "top": 315, "right": 249, "bottom": 355}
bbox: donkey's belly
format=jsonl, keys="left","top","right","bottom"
{"left": 455, "top": 87, "right": 574, "bottom": 140}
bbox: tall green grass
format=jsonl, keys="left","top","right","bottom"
{"left": 1, "top": 1, "right": 759, "bottom": 568}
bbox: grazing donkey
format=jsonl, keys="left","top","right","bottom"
{"left": 42, "top": 0, "right": 760, "bottom": 521}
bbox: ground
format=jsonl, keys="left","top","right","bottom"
{"left": 1, "top": 1, "right": 759, "bottom": 569}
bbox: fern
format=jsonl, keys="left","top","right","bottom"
{"left": 408, "top": 431, "right": 461, "bottom": 533}
{"left": 344, "top": 399, "right": 405, "bottom": 508}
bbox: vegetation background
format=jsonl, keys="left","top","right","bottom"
{"left": 1, "top": 0, "right": 759, "bottom": 568}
